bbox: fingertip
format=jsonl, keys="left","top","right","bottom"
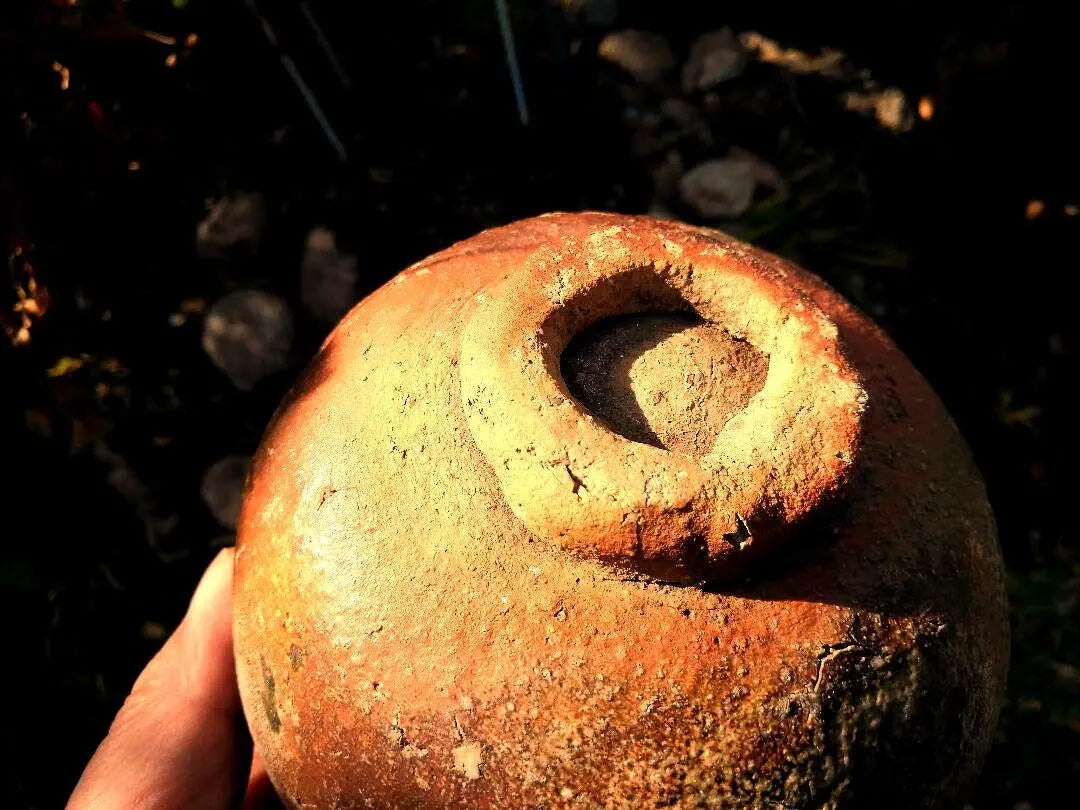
{"left": 188, "top": 547, "right": 236, "bottom": 620}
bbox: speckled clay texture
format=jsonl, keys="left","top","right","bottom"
{"left": 234, "top": 213, "right": 1008, "bottom": 809}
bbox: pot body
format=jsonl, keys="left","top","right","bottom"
{"left": 234, "top": 213, "right": 1007, "bottom": 809}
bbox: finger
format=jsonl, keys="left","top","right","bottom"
{"left": 69, "top": 548, "right": 251, "bottom": 810}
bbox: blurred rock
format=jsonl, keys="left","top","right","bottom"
{"left": 196, "top": 191, "right": 267, "bottom": 259}
{"left": 598, "top": 30, "right": 675, "bottom": 84}
{"left": 680, "top": 159, "right": 756, "bottom": 219}
{"left": 301, "top": 227, "right": 359, "bottom": 324}
{"left": 202, "top": 290, "right": 293, "bottom": 391}
{"left": 200, "top": 455, "right": 251, "bottom": 530}
{"left": 682, "top": 28, "right": 746, "bottom": 92}
{"left": 678, "top": 149, "right": 785, "bottom": 219}
{"left": 628, "top": 110, "right": 672, "bottom": 158}
{"left": 659, "top": 98, "right": 713, "bottom": 146}
{"left": 844, "top": 87, "right": 914, "bottom": 132}
{"left": 730, "top": 146, "right": 785, "bottom": 192}
{"left": 651, "top": 149, "right": 685, "bottom": 200}
{"left": 93, "top": 442, "right": 182, "bottom": 561}
{"left": 562, "top": 0, "right": 618, "bottom": 26}
{"left": 630, "top": 100, "right": 711, "bottom": 158}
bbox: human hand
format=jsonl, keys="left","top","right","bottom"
{"left": 68, "top": 548, "right": 280, "bottom": 810}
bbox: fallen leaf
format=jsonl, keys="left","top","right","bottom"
{"left": 740, "top": 31, "right": 846, "bottom": 77}
{"left": 844, "top": 87, "right": 914, "bottom": 132}
{"left": 47, "top": 356, "right": 87, "bottom": 377}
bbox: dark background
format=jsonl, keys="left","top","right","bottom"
{"left": 2, "top": 1, "right": 1077, "bottom": 807}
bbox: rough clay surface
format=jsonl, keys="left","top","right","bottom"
{"left": 561, "top": 313, "right": 770, "bottom": 458}
{"left": 233, "top": 213, "right": 1009, "bottom": 809}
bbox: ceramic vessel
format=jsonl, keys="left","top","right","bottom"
{"left": 234, "top": 213, "right": 1008, "bottom": 809}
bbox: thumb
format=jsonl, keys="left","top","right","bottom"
{"left": 69, "top": 548, "right": 251, "bottom": 810}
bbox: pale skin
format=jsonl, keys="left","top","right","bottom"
{"left": 68, "top": 549, "right": 280, "bottom": 810}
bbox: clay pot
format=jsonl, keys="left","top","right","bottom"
{"left": 234, "top": 213, "right": 1008, "bottom": 809}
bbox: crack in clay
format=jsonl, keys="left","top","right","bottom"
{"left": 814, "top": 642, "right": 865, "bottom": 693}
{"left": 317, "top": 487, "right": 338, "bottom": 509}
{"left": 564, "top": 466, "right": 588, "bottom": 495}
{"left": 452, "top": 715, "right": 467, "bottom": 742}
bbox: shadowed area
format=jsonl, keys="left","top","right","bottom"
{"left": 561, "top": 312, "right": 770, "bottom": 456}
